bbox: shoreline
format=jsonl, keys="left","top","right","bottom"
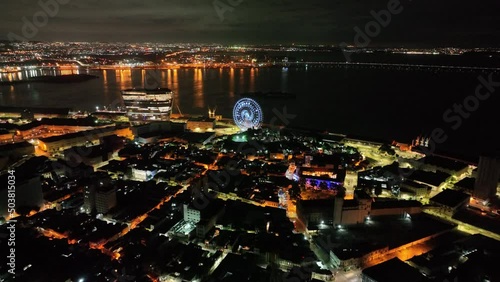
{"left": 0, "top": 108, "right": 482, "bottom": 164}
{"left": 0, "top": 74, "right": 99, "bottom": 86}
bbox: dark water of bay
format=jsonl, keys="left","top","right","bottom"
{"left": 0, "top": 66, "right": 498, "bottom": 160}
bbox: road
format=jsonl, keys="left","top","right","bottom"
{"left": 344, "top": 141, "right": 397, "bottom": 169}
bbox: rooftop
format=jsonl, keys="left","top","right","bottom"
{"left": 422, "top": 155, "right": 469, "bottom": 172}
{"left": 407, "top": 170, "right": 450, "bottom": 187}
{"left": 39, "top": 126, "right": 115, "bottom": 143}
{"left": 402, "top": 180, "right": 432, "bottom": 189}
{"left": 11, "top": 117, "right": 99, "bottom": 132}
{"left": 430, "top": 189, "right": 470, "bottom": 208}
{"left": 453, "top": 208, "right": 500, "bottom": 234}
{"left": 454, "top": 177, "right": 475, "bottom": 190}
{"left": 315, "top": 214, "right": 456, "bottom": 259}
{"left": 372, "top": 199, "right": 422, "bottom": 209}
{"left": 0, "top": 141, "right": 33, "bottom": 151}
{"left": 354, "top": 189, "right": 372, "bottom": 200}
{"left": 362, "top": 257, "right": 428, "bottom": 282}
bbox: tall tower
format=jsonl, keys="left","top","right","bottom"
{"left": 474, "top": 155, "right": 500, "bottom": 201}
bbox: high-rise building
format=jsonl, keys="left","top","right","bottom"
{"left": 121, "top": 88, "right": 173, "bottom": 123}
{"left": 83, "top": 184, "right": 117, "bottom": 214}
{"left": 474, "top": 155, "right": 500, "bottom": 201}
{"left": 183, "top": 204, "right": 201, "bottom": 223}
{"left": 95, "top": 186, "right": 117, "bottom": 214}
{"left": 83, "top": 183, "right": 96, "bottom": 213}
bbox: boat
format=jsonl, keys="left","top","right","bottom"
{"left": 239, "top": 91, "right": 296, "bottom": 99}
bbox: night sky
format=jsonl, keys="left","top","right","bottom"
{"left": 1, "top": 0, "right": 500, "bottom": 45}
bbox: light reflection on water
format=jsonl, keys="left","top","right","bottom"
{"left": 0, "top": 67, "right": 296, "bottom": 126}
{"left": 0, "top": 66, "right": 495, "bottom": 157}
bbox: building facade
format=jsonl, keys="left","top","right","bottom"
{"left": 121, "top": 88, "right": 173, "bottom": 123}
{"left": 95, "top": 187, "right": 117, "bottom": 214}
{"left": 183, "top": 204, "right": 201, "bottom": 223}
{"left": 474, "top": 155, "right": 500, "bottom": 201}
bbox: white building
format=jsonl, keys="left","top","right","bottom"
{"left": 121, "top": 88, "right": 173, "bottom": 124}
{"left": 183, "top": 204, "right": 201, "bottom": 223}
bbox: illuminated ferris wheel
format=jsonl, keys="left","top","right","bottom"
{"left": 233, "top": 98, "right": 263, "bottom": 131}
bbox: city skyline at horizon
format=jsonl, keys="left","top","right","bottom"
{"left": 5, "top": 40, "right": 500, "bottom": 49}
{"left": 2, "top": 0, "right": 500, "bottom": 47}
